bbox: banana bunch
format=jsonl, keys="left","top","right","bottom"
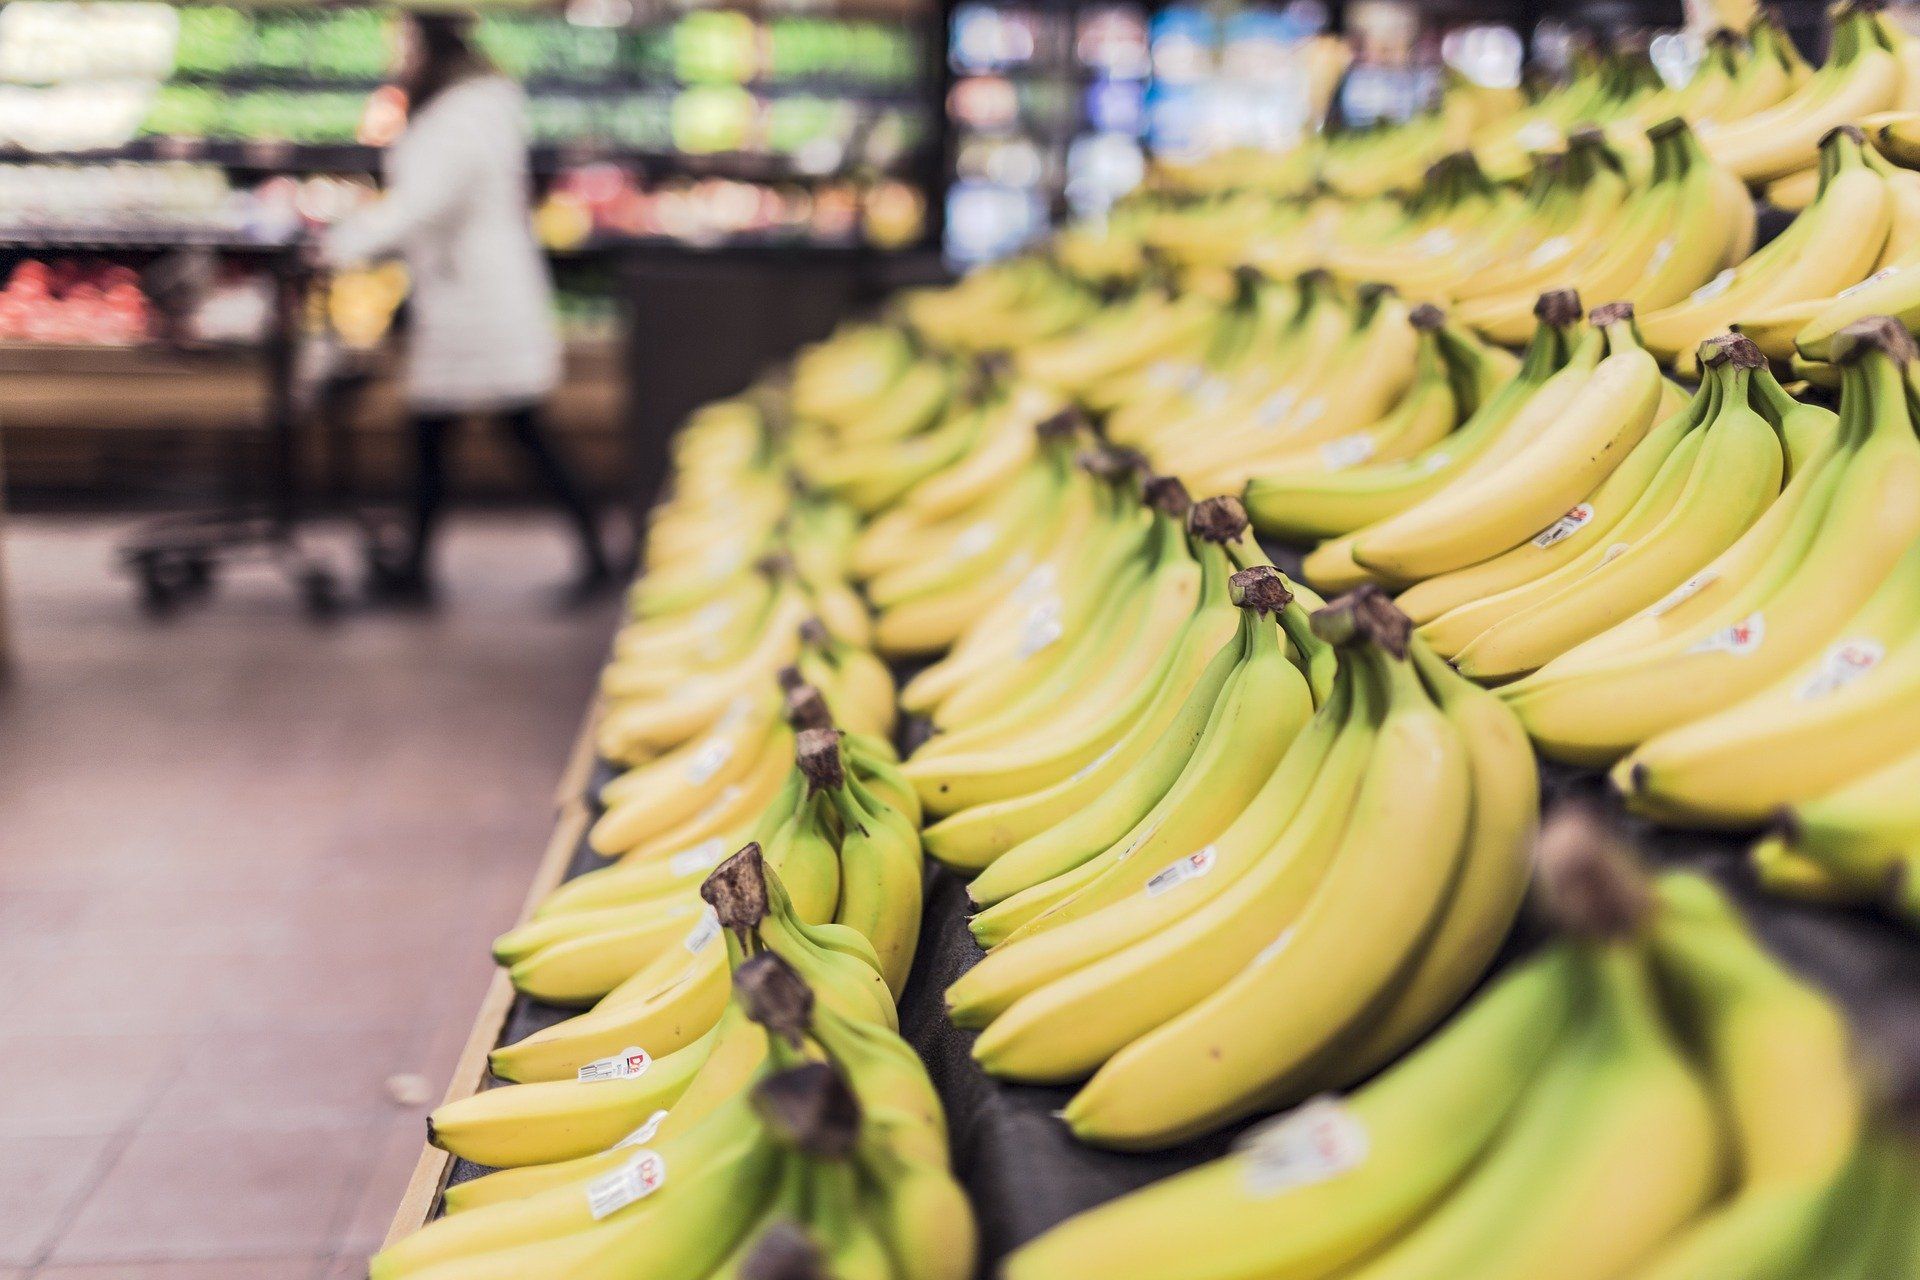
{"left": 1002, "top": 810, "right": 1912, "bottom": 1280}
{"left": 492, "top": 723, "right": 923, "bottom": 1082}
{"left": 857, "top": 414, "right": 1129, "bottom": 658}
{"left": 906, "top": 496, "right": 1296, "bottom": 870}
{"left": 1244, "top": 291, "right": 1586, "bottom": 542}
{"left": 1784, "top": 113, "right": 1920, "bottom": 358}
{"left": 1452, "top": 121, "right": 1753, "bottom": 347}
{"left": 380, "top": 874, "right": 973, "bottom": 1280}
{"left": 1317, "top": 151, "right": 1525, "bottom": 302}
{"left": 515, "top": 712, "right": 922, "bottom": 1005}
{"left": 1506, "top": 317, "right": 1920, "bottom": 766}
{"left": 428, "top": 842, "right": 914, "bottom": 1170}
{"left": 789, "top": 373, "right": 978, "bottom": 518}
{"left": 598, "top": 576, "right": 894, "bottom": 770}
{"left": 1633, "top": 18, "right": 1808, "bottom": 136}
{"left": 902, "top": 254, "right": 1103, "bottom": 353}
{"left": 1304, "top": 299, "right": 1678, "bottom": 592}
{"left": 1469, "top": 39, "right": 1667, "bottom": 180}
{"left": 1174, "top": 296, "right": 1515, "bottom": 496}
{"left": 1699, "top": 1, "right": 1911, "bottom": 185}
{"left": 891, "top": 455, "right": 1177, "bottom": 738}
{"left": 951, "top": 587, "right": 1535, "bottom": 1152}
{"left": 1399, "top": 334, "right": 1816, "bottom": 683}
{"left": 953, "top": 558, "right": 1324, "bottom": 943}
{"left": 1640, "top": 125, "right": 1894, "bottom": 371}
{"left": 1758, "top": 748, "right": 1920, "bottom": 923}
{"left": 1014, "top": 274, "right": 1227, "bottom": 400}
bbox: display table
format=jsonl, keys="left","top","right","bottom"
{"left": 385, "top": 550, "right": 1920, "bottom": 1270}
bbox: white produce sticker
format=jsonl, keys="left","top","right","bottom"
{"left": 669, "top": 837, "right": 728, "bottom": 878}
{"left": 955, "top": 521, "right": 997, "bottom": 557}
{"left": 1531, "top": 504, "right": 1595, "bottom": 548}
{"left": 1146, "top": 359, "right": 1198, "bottom": 390}
{"left": 586, "top": 1150, "right": 667, "bottom": 1220}
{"left": 613, "top": 1110, "right": 670, "bottom": 1151}
{"left": 693, "top": 598, "right": 735, "bottom": 637}
{"left": 1796, "top": 639, "right": 1885, "bottom": 700}
{"left": 1257, "top": 387, "right": 1299, "bottom": 426}
{"left": 1319, "top": 435, "right": 1376, "bottom": 471}
{"left": 1018, "top": 600, "right": 1065, "bottom": 659}
{"left": 1645, "top": 570, "right": 1718, "bottom": 618}
{"left": 1689, "top": 268, "right": 1736, "bottom": 303}
{"left": 1526, "top": 235, "right": 1572, "bottom": 268}
{"left": 1194, "top": 377, "right": 1234, "bottom": 411}
{"left": 1144, "top": 845, "right": 1218, "bottom": 897}
{"left": 683, "top": 906, "right": 721, "bottom": 955}
{"left": 1421, "top": 452, "right": 1453, "bottom": 474}
{"left": 578, "top": 1047, "right": 651, "bottom": 1083}
{"left": 1516, "top": 120, "right": 1560, "bottom": 150}
{"left": 1687, "top": 612, "right": 1765, "bottom": 656}
{"left": 1240, "top": 1097, "right": 1370, "bottom": 1195}
{"left": 1013, "top": 563, "right": 1059, "bottom": 605}
{"left": 683, "top": 737, "right": 734, "bottom": 785}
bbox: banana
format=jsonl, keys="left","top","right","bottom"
{"left": 1339, "top": 946, "right": 1721, "bottom": 1280}
{"left": 1247, "top": 292, "right": 1582, "bottom": 543}
{"left": 1700, "top": 6, "right": 1903, "bottom": 184}
{"left": 1627, "top": 872, "right": 1863, "bottom": 1280}
{"left": 948, "top": 524, "right": 1248, "bottom": 903}
{"left": 1397, "top": 355, "right": 1723, "bottom": 627}
{"left": 1061, "top": 593, "right": 1471, "bottom": 1149}
{"left": 1312, "top": 639, "right": 1537, "bottom": 1088}
{"left": 1351, "top": 303, "right": 1662, "bottom": 583}
{"left": 806, "top": 729, "right": 924, "bottom": 998}
{"left": 1450, "top": 339, "right": 1786, "bottom": 680}
{"left": 955, "top": 645, "right": 1373, "bottom": 1077}
{"left": 1507, "top": 318, "right": 1920, "bottom": 766}
{"left": 426, "top": 1027, "right": 715, "bottom": 1170}
{"left": 1769, "top": 745, "right": 1920, "bottom": 919}
{"left": 1616, "top": 536, "right": 1920, "bottom": 824}
{"left": 965, "top": 565, "right": 1313, "bottom": 941}
{"left": 1000, "top": 947, "right": 1582, "bottom": 1280}
{"left": 903, "top": 498, "right": 1241, "bottom": 824}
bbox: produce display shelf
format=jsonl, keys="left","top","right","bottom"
{"left": 383, "top": 541, "right": 1920, "bottom": 1273}
{"left": 0, "top": 139, "right": 928, "bottom": 185}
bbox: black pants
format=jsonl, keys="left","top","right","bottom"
{"left": 405, "top": 403, "right": 607, "bottom": 580}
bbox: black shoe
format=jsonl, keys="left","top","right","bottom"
{"left": 554, "top": 561, "right": 619, "bottom": 611}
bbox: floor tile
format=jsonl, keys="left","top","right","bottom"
{"left": 0, "top": 1132, "right": 118, "bottom": 1265}
{"left": 143, "top": 1025, "right": 431, "bottom": 1133}
{"left": 1, "top": 516, "right": 611, "bottom": 1272}
{"left": 50, "top": 1127, "right": 365, "bottom": 1263}
{"left": 34, "top": 1258, "right": 316, "bottom": 1279}
{"left": 0, "top": 1032, "right": 184, "bottom": 1136}
{"left": 334, "top": 1115, "right": 435, "bottom": 1255}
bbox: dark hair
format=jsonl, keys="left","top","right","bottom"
{"left": 401, "top": 12, "right": 495, "bottom": 110}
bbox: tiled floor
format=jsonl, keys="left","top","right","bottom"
{"left": 0, "top": 514, "right": 616, "bottom": 1278}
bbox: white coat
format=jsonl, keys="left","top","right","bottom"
{"left": 325, "top": 76, "right": 562, "bottom": 413}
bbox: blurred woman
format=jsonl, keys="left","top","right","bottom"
{"left": 325, "top": 12, "right": 611, "bottom": 602}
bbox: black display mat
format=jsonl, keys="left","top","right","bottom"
{"left": 441, "top": 540, "right": 1920, "bottom": 1277}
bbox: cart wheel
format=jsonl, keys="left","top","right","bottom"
{"left": 300, "top": 567, "right": 341, "bottom": 620}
